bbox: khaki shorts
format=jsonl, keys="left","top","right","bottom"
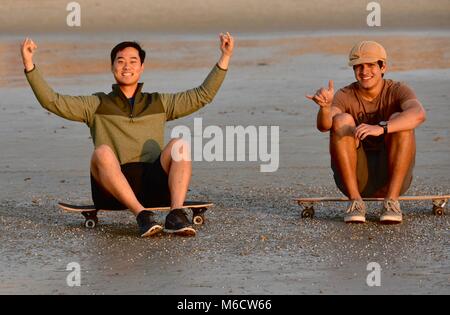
{"left": 331, "top": 143, "right": 415, "bottom": 198}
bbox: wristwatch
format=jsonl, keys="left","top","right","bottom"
{"left": 378, "top": 121, "right": 388, "bottom": 135}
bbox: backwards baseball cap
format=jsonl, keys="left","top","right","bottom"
{"left": 348, "top": 41, "right": 387, "bottom": 66}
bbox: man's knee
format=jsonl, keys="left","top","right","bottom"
{"left": 166, "top": 137, "right": 189, "bottom": 148}
{"left": 164, "top": 138, "right": 191, "bottom": 163}
{"left": 91, "top": 145, "right": 117, "bottom": 167}
{"left": 392, "top": 128, "right": 414, "bottom": 139}
{"left": 331, "top": 113, "right": 356, "bottom": 135}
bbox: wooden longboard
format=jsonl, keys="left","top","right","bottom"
{"left": 58, "top": 201, "right": 213, "bottom": 228}
{"left": 294, "top": 195, "right": 449, "bottom": 219}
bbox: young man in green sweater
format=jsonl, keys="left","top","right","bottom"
{"left": 21, "top": 33, "right": 234, "bottom": 237}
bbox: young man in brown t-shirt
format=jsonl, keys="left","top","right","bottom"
{"left": 306, "top": 41, "right": 426, "bottom": 224}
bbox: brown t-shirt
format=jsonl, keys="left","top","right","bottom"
{"left": 332, "top": 79, "right": 417, "bottom": 150}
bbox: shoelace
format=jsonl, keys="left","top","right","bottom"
{"left": 384, "top": 200, "right": 401, "bottom": 214}
{"left": 346, "top": 200, "right": 365, "bottom": 213}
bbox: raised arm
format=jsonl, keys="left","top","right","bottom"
{"left": 306, "top": 80, "right": 342, "bottom": 132}
{"left": 160, "top": 33, "right": 234, "bottom": 121}
{"left": 21, "top": 38, "right": 100, "bottom": 125}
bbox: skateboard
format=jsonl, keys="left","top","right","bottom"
{"left": 58, "top": 201, "right": 213, "bottom": 228}
{"left": 295, "top": 195, "right": 449, "bottom": 219}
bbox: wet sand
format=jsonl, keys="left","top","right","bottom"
{"left": 2, "top": 33, "right": 450, "bottom": 88}
{"left": 1, "top": 30, "right": 449, "bottom": 295}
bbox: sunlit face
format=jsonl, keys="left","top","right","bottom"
{"left": 353, "top": 62, "right": 386, "bottom": 90}
{"left": 111, "top": 47, "right": 144, "bottom": 86}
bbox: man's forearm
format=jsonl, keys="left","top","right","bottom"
{"left": 24, "top": 61, "right": 34, "bottom": 72}
{"left": 160, "top": 63, "right": 227, "bottom": 120}
{"left": 317, "top": 107, "right": 333, "bottom": 132}
{"left": 387, "top": 107, "right": 426, "bottom": 134}
{"left": 217, "top": 54, "right": 231, "bottom": 70}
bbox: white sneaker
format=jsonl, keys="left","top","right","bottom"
{"left": 344, "top": 200, "right": 366, "bottom": 223}
{"left": 380, "top": 199, "right": 402, "bottom": 224}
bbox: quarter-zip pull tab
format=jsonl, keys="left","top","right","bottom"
{"left": 129, "top": 101, "right": 135, "bottom": 122}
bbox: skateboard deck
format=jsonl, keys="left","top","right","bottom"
{"left": 294, "top": 195, "right": 449, "bottom": 219}
{"left": 58, "top": 201, "right": 213, "bottom": 228}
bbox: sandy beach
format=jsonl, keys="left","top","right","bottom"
{"left": 0, "top": 1, "right": 449, "bottom": 295}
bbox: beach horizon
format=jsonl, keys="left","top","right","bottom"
{"left": 2, "top": 0, "right": 450, "bottom": 35}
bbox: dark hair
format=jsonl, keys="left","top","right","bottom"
{"left": 377, "top": 60, "right": 385, "bottom": 77}
{"left": 110, "top": 41, "right": 146, "bottom": 65}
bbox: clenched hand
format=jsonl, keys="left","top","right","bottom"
{"left": 21, "top": 38, "right": 37, "bottom": 72}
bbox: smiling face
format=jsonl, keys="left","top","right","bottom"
{"left": 353, "top": 61, "right": 386, "bottom": 91}
{"left": 111, "top": 47, "right": 144, "bottom": 87}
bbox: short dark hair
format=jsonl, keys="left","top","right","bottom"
{"left": 110, "top": 41, "right": 146, "bottom": 65}
{"left": 377, "top": 60, "right": 385, "bottom": 77}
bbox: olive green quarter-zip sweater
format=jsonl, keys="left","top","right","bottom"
{"left": 25, "top": 65, "right": 227, "bottom": 165}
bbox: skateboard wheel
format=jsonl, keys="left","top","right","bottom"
{"left": 192, "top": 207, "right": 207, "bottom": 225}
{"left": 85, "top": 218, "right": 98, "bottom": 229}
{"left": 433, "top": 206, "right": 444, "bottom": 216}
{"left": 193, "top": 215, "right": 204, "bottom": 225}
{"left": 301, "top": 207, "right": 315, "bottom": 219}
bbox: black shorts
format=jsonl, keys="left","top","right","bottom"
{"left": 91, "top": 156, "right": 171, "bottom": 210}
